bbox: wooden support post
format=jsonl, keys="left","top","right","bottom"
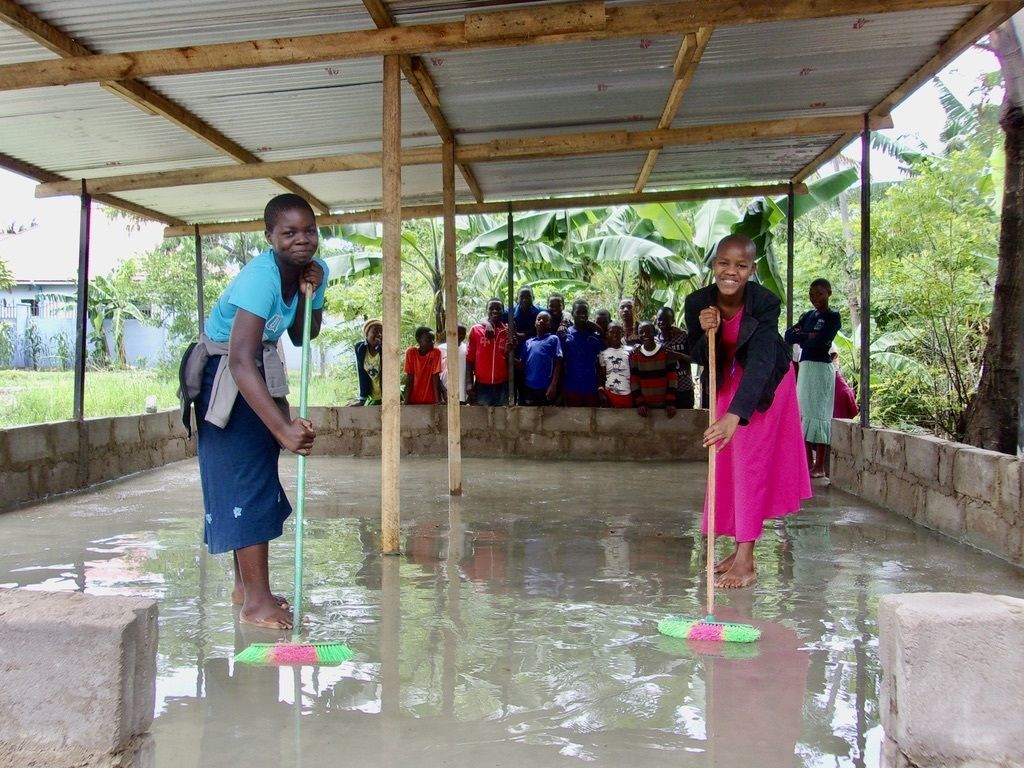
{"left": 442, "top": 142, "right": 462, "bottom": 495}
{"left": 381, "top": 54, "right": 402, "bottom": 554}
{"left": 193, "top": 226, "right": 205, "bottom": 334}
{"left": 72, "top": 182, "right": 91, "bottom": 421}
{"left": 786, "top": 183, "right": 795, "bottom": 329}
{"left": 506, "top": 207, "right": 515, "bottom": 405}
{"left": 860, "top": 116, "right": 872, "bottom": 427}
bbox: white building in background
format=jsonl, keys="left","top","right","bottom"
{"left": 0, "top": 226, "right": 168, "bottom": 369}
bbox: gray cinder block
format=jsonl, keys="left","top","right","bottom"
{"left": 0, "top": 589, "right": 158, "bottom": 757}
{"left": 879, "top": 592, "right": 1024, "bottom": 767}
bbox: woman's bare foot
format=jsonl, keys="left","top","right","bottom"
{"left": 714, "top": 563, "right": 757, "bottom": 589}
{"left": 232, "top": 588, "right": 289, "bottom": 609}
{"left": 239, "top": 597, "right": 293, "bottom": 630}
{"left": 714, "top": 551, "right": 736, "bottom": 574}
{"left": 714, "top": 541, "right": 756, "bottom": 588}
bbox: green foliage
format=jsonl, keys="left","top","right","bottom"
{"left": 0, "top": 259, "right": 13, "bottom": 292}
{"left": 0, "top": 321, "right": 14, "bottom": 368}
{"left": 52, "top": 330, "right": 73, "bottom": 371}
{"left": 0, "top": 368, "right": 348, "bottom": 427}
{"left": 868, "top": 145, "right": 998, "bottom": 439}
{"left": 21, "top": 322, "right": 48, "bottom": 371}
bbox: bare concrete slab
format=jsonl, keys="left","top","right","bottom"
{"left": 0, "top": 457, "right": 1022, "bottom": 768}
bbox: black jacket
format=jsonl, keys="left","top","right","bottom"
{"left": 683, "top": 282, "right": 792, "bottom": 423}
{"left": 354, "top": 340, "right": 381, "bottom": 401}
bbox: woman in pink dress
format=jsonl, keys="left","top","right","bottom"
{"left": 684, "top": 234, "right": 811, "bottom": 588}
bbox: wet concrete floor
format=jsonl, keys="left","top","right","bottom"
{"left": 1, "top": 456, "right": 1022, "bottom": 767}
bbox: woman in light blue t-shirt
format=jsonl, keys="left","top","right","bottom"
{"left": 195, "top": 193, "right": 328, "bottom": 631}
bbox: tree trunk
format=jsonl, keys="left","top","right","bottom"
{"left": 833, "top": 160, "right": 862, "bottom": 333}
{"left": 964, "top": 20, "right": 1024, "bottom": 455}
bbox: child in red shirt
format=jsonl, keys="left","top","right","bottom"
{"left": 404, "top": 327, "right": 443, "bottom": 404}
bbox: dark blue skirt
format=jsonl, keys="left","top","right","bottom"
{"left": 196, "top": 356, "right": 292, "bottom": 554}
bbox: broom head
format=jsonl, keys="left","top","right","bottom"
{"left": 235, "top": 641, "right": 354, "bottom": 666}
{"left": 658, "top": 616, "right": 761, "bottom": 643}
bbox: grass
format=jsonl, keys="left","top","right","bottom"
{"left": 0, "top": 369, "right": 357, "bottom": 428}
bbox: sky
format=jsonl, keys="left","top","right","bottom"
{"left": 0, "top": 46, "right": 1003, "bottom": 283}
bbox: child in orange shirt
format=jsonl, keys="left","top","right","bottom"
{"left": 404, "top": 327, "right": 443, "bottom": 404}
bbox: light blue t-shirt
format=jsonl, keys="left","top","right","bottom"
{"left": 204, "top": 249, "right": 329, "bottom": 343}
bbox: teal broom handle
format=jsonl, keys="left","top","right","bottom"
{"left": 293, "top": 282, "right": 314, "bottom": 641}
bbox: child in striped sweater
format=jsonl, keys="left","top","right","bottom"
{"left": 630, "top": 321, "right": 677, "bottom": 418}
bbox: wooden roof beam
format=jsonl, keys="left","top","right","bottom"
{"left": 0, "top": 0, "right": 331, "bottom": 214}
{"left": 361, "top": 0, "right": 483, "bottom": 202}
{"left": 792, "top": 1, "right": 1022, "bottom": 183}
{"left": 163, "top": 182, "right": 808, "bottom": 237}
{"left": 0, "top": 0, "right": 1004, "bottom": 91}
{"left": 0, "top": 152, "right": 185, "bottom": 225}
{"left": 633, "top": 26, "right": 712, "bottom": 193}
{"left": 36, "top": 114, "right": 893, "bottom": 198}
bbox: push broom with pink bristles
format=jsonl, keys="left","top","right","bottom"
{"left": 235, "top": 283, "right": 354, "bottom": 666}
{"left": 658, "top": 324, "right": 760, "bottom": 645}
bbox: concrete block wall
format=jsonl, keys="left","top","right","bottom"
{"left": 879, "top": 592, "right": 1024, "bottom": 767}
{"left": 831, "top": 420, "right": 1024, "bottom": 567}
{"left": 0, "top": 589, "right": 158, "bottom": 766}
{"left": 308, "top": 405, "right": 708, "bottom": 461}
{"left": 0, "top": 410, "right": 195, "bottom": 512}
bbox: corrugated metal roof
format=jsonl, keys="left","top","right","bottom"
{"left": 478, "top": 152, "right": 652, "bottom": 198}
{"left": 678, "top": 7, "right": 982, "bottom": 127}
{"left": 147, "top": 63, "right": 439, "bottom": 161}
{"left": 14, "top": 0, "right": 373, "bottom": 52}
{"left": 116, "top": 178, "right": 291, "bottom": 222}
{"left": 0, "top": 1, "right": 1004, "bottom": 225}
{"left": 425, "top": 36, "right": 680, "bottom": 135}
{"left": 650, "top": 136, "right": 845, "bottom": 187}
{"left": 0, "top": 83, "right": 228, "bottom": 177}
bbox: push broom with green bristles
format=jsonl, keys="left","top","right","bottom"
{"left": 658, "top": 325, "right": 760, "bottom": 645}
{"left": 236, "top": 282, "right": 354, "bottom": 666}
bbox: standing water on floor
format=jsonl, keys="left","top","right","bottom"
{"left": 1, "top": 456, "right": 1021, "bottom": 767}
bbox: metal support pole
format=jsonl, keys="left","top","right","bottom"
{"left": 72, "top": 182, "right": 91, "bottom": 421}
{"left": 442, "top": 143, "right": 463, "bottom": 494}
{"left": 786, "top": 183, "right": 795, "bottom": 329}
{"left": 506, "top": 207, "right": 515, "bottom": 405}
{"left": 859, "top": 116, "right": 872, "bottom": 427}
{"left": 193, "top": 226, "right": 205, "bottom": 335}
{"left": 381, "top": 54, "right": 402, "bottom": 554}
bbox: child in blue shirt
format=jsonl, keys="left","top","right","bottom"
{"left": 193, "top": 193, "right": 328, "bottom": 631}
{"left": 520, "top": 311, "right": 562, "bottom": 405}
{"left": 562, "top": 299, "right": 604, "bottom": 407}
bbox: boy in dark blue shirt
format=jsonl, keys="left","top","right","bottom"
{"left": 562, "top": 299, "right": 604, "bottom": 407}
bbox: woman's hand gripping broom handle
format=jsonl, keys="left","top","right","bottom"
{"left": 706, "top": 325, "right": 717, "bottom": 621}
{"left": 293, "top": 282, "right": 314, "bottom": 641}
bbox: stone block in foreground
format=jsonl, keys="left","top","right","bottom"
{"left": 0, "top": 589, "right": 158, "bottom": 757}
{"left": 879, "top": 592, "right": 1024, "bottom": 767}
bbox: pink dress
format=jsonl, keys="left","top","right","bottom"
{"left": 702, "top": 309, "right": 811, "bottom": 542}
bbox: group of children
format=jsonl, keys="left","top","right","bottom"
{"left": 187, "top": 194, "right": 821, "bottom": 631}
{"left": 358, "top": 290, "right": 702, "bottom": 416}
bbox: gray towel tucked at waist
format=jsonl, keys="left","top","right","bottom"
{"left": 179, "top": 335, "right": 290, "bottom": 434}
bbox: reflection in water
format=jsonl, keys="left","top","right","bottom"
{"left": 0, "top": 457, "right": 1022, "bottom": 767}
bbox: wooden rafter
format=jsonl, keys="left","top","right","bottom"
{"left": 162, "top": 183, "right": 807, "bottom": 237}
{"left": 792, "top": 1, "right": 1020, "bottom": 183}
{"left": 36, "top": 114, "right": 893, "bottom": 198}
{"left": 0, "top": 0, "right": 1007, "bottom": 91}
{"left": 0, "top": 152, "right": 184, "bottom": 225}
{"left": 362, "top": 0, "right": 484, "bottom": 202}
{"left": 633, "top": 26, "right": 712, "bottom": 193}
{"left": 0, "top": 0, "right": 330, "bottom": 214}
